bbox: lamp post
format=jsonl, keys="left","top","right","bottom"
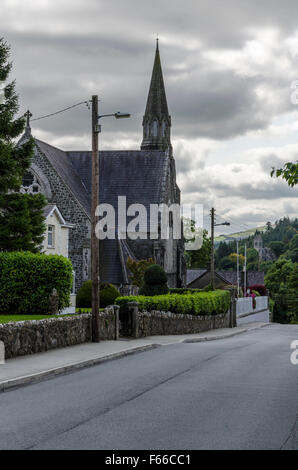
{"left": 91, "top": 95, "right": 130, "bottom": 342}
{"left": 210, "top": 208, "right": 230, "bottom": 290}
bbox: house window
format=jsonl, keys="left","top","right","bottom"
{"left": 47, "top": 225, "right": 55, "bottom": 248}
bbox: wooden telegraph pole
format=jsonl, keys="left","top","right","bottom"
{"left": 91, "top": 95, "right": 100, "bottom": 342}
{"left": 210, "top": 207, "right": 215, "bottom": 290}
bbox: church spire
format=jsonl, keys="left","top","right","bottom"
{"left": 141, "top": 41, "right": 172, "bottom": 152}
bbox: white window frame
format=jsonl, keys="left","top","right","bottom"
{"left": 47, "top": 225, "right": 55, "bottom": 248}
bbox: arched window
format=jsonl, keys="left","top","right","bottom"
{"left": 20, "top": 171, "right": 42, "bottom": 194}
{"left": 152, "top": 120, "right": 158, "bottom": 137}
{"left": 144, "top": 123, "right": 150, "bottom": 138}
{"left": 162, "top": 119, "right": 167, "bottom": 137}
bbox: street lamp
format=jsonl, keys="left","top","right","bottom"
{"left": 210, "top": 208, "right": 230, "bottom": 290}
{"left": 91, "top": 95, "right": 130, "bottom": 342}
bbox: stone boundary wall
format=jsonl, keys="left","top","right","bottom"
{"left": 0, "top": 307, "right": 118, "bottom": 359}
{"left": 137, "top": 310, "right": 230, "bottom": 337}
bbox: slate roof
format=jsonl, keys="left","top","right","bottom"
{"left": 43, "top": 203, "right": 56, "bottom": 218}
{"left": 35, "top": 139, "right": 91, "bottom": 216}
{"left": 67, "top": 150, "right": 167, "bottom": 214}
{"left": 186, "top": 269, "right": 206, "bottom": 285}
{"left": 187, "top": 269, "right": 264, "bottom": 287}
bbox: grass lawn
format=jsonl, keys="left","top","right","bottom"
{"left": 0, "top": 314, "right": 74, "bottom": 324}
{"left": 76, "top": 307, "right": 105, "bottom": 312}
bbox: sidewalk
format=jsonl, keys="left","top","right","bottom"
{"left": 0, "top": 322, "right": 271, "bottom": 392}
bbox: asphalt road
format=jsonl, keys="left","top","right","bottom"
{"left": 0, "top": 324, "right": 297, "bottom": 450}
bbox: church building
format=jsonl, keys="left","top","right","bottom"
{"left": 19, "top": 42, "right": 186, "bottom": 292}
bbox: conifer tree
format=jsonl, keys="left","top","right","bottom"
{"left": 0, "top": 38, "right": 46, "bottom": 252}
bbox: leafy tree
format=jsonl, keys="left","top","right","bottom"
{"left": 268, "top": 241, "right": 285, "bottom": 258}
{"left": 259, "top": 260, "right": 273, "bottom": 274}
{"left": 126, "top": 257, "right": 154, "bottom": 287}
{"left": 265, "top": 259, "right": 295, "bottom": 323}
{"left": 0, "top": 38, "right": 46, "bottom": 251}
{"left": 271, "top": 161, "right": 298, "bottom": 187}
{"left": 219, "top": 256, "right": 235, "bottom": 271}
{"left": 266, "top": 221, "right": 273, "bottom": 231}
{"left": 288, "top": 264, "right": 298, "bottom": 322}
{"left": 185, "top": 229, "right": 211, "bottom": 269}
{"left": 229, "top": 252, "right": 245, "bottom": 268}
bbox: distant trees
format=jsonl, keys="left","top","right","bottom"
{"left": 268, "top": 241, "right": 285, "bottom": 258}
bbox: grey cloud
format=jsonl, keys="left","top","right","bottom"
{"left": 258, "top": 153, "right": 298, "bottom": 173}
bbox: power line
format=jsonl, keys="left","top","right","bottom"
{"left": 30, "top": 100, "right": 90, "bottom": 122}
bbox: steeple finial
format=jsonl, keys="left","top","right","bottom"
{"left": 24, "top": 110, "right": 32, "bottom": 137}
{"left": 141, "top": 41, "right": 172, "bottom": 152}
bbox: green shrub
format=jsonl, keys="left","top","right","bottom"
{"left": 0, "top": 251, "right": 73, "bottom": 315}
{"left": 76, "top": 280, "right": 92, "bottom": 308}
{"left": 139, "top": 264, "right": 169, "bottom": 296}
{"left": 76, "top": 281, "right": 119, "bottom": 308}
{"left": 100, "top": 283, "right": 120, "bottom": 308}
{"left": 116, "top": 290, "right": 230, "bottom": 316}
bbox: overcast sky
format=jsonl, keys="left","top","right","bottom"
{"left": 1, "top": 0, "right": 298, "bottom": 234}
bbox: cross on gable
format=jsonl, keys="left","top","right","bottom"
{"left": 24, "top": 110, "right": 32, "bottom": 127}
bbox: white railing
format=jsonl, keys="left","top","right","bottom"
{"left": 255, "top": 296, "right": 268, "bottom": 311}
{"left": 236, "top": 297, "right": 253, "bottom": 316}
{"left": 236, "top": 296, "right": 268, "bottom": 316}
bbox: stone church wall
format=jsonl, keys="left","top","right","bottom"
{"left": 33, "top": 146, "right": 90, "bottom": 292}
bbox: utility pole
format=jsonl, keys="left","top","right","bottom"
{"left": 91, "top": 95, "right": 100, "bottom": 342}
{"left": 243, "top": 243, "right": 247, "bottom": 296}
{"left": 236, "top": 240, "right": 239, "bottom": 298}
{"left": 210, "top": 208, "right": 215, "bottom": 290}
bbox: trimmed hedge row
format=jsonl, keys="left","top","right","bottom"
{"left": 116, "top": 290, "right": 230, "bottom": 316}
{"left": 0, "top": 251, "right": 73, "bottom": 315}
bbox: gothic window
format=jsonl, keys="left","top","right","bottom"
{"left": 144, "top": 123, "right": 150, "bottom": 138}
{"left": 162, "top": 119, "right": 167, "bottom": 137}
{"left": 152, "top": 120, "right": 158, "bottom": 137}
{"left": 20, "top": 171, "right": 42, "bottom": 194}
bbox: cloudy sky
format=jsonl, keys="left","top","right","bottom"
{"left": 1, "top": 0, "right": 298, "bottom": 234}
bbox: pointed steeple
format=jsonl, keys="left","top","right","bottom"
{"left": 141, "top": 41, "right": 172, "bottom": 152}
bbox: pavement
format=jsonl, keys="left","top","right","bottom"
{"left": 0, "top": 321, "right": 270, "bottom": 392}
{"left": 0, "top": 323, "right": 297, "bottom": 450}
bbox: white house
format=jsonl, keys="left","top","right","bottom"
{"left": 43, "top": 204, "right": 76, "bottom": 313}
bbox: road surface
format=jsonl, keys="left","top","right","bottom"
{"left": 0, "top": 324, "right": 297, "bottom": 450}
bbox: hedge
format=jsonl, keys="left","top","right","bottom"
{"left": 116, "top": 290, "right": 230, "bottom": 316}
{"left": 76, "top": 281, "right": 120, "bottom": 308}
{"left": 0, "top": 251, "right": 73, "bottom": 315}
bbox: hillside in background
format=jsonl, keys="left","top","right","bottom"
{"left": 214, "top": 226, "right": 267, "bottom": 244}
